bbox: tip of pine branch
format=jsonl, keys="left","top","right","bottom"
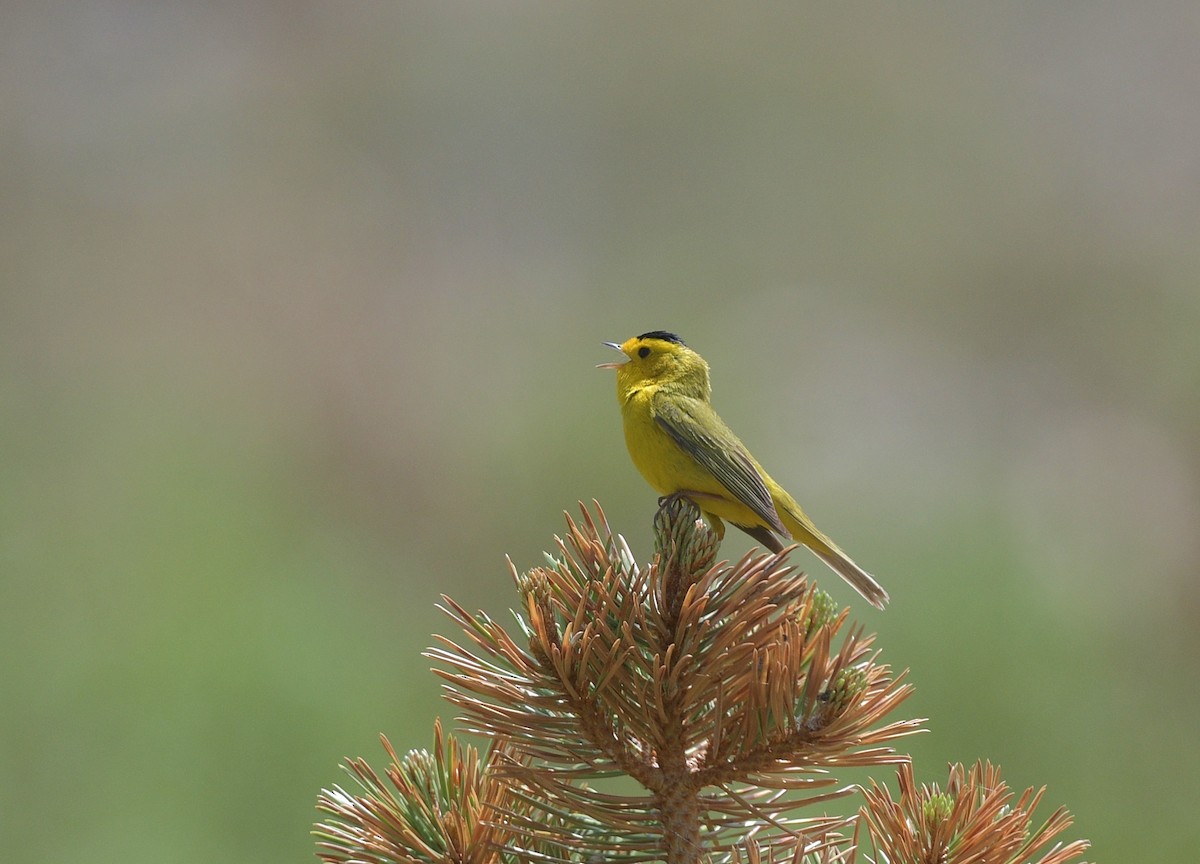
{"left": 653, "top": 494, "right": 720, "bottom": 575}
{"left": 859, "top": 761, "right": 1091, "bottom": 864}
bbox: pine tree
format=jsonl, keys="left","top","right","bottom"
{"left": 315, "top": 498, "right": 1090, "bottom": 864}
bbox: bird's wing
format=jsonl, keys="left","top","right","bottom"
{"left": 651, "top": 395, "right": 788, "bottom": 536}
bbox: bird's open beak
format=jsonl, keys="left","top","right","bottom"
{"left": 596, "top": 341, "right": 625, "bottom": 369}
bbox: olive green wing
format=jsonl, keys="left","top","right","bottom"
{"left": 651, "top": 394, "right": 788, "bottom": 536}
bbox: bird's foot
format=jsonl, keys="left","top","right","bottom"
{"left": 659, "top": 489, "right": 728, "bottom": 509}
{"left": 655, "top": 491, "right": 726, "bottom": 541}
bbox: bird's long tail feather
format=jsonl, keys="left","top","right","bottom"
{"left": 725, "top": 501, "right": 891, "bottom": 610}
{"left": 809, "top": 545, "right": 890, "bottom": 611}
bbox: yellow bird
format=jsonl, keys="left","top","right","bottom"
{"left": 599, "top": 330, "right": 889, "bottom": 610}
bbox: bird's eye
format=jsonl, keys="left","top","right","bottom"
{"left": 638, "top": 346, "right": 650, "bottom": 358}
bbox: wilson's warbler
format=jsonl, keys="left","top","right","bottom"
{"left": 599, "top": 330, "right": 889, "bottom": 610}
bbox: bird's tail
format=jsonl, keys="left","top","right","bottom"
{"left": 783, "top": 510, "right": 890, "bottom": 610}
{"left": 809, "top": 545, "right": 890, "bottom": 611}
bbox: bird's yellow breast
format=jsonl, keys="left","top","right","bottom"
{"left": 619, "top": 385, "right": 759, "bottom": 525}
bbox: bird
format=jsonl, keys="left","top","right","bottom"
{"left": 598, "top": 330, "right": 889, "bottom": 609}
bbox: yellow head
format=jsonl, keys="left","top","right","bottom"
{"left": 598, "top": 331, "right": 711, "bottom": 400}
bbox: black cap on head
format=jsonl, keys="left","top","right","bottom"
{"left": 636, "top": 330, "right": 685, "bottom": 345}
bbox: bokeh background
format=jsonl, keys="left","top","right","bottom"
{"left": 3, "top": 3, "right": 1198, "bottom": 861}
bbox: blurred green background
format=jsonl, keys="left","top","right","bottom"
{"left": 3, "top": 4, "right": 1197, "bottom": 861}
